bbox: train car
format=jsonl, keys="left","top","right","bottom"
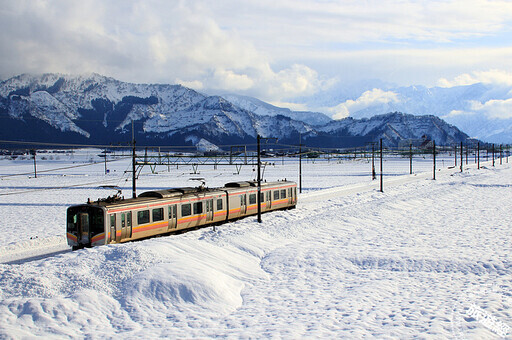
{"left": 67, "top": 180, "right": 297, "bottom": 250}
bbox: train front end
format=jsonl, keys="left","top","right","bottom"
{"left": 67, "top": 205, "right": 107, "bottom": 250}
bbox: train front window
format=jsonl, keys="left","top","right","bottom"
{"left": 67, "top": 206, "right": 104, "bottom": 239}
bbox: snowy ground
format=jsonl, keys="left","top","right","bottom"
{"left": 0, "top": 151, "right": 511, "bottom": 338}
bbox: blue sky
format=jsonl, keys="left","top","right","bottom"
{"left": 1, "top": 0, "right": 512, "bottom": 113}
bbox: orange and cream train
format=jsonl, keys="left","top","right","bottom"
{"left": 67, "top": 180, "right": 297, "bottom": 250}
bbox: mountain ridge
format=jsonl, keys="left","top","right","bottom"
{"left": 0, "top": 73, "right": 471, "bottom": 149}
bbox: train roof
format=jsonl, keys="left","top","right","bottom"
{"left": 82, "top": 180, "right": 295, "bottom": 208}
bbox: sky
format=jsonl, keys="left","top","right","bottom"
{"left": 1, "top": 0, "right": 512, "bottom": 113}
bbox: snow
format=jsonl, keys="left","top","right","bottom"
{"left": 0, "top": 150, "right": 511, "bottom": 338}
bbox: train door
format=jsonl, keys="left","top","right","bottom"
{"left": 168, "top": 204, "right": 177, "bottom": 230}
{"left": 205, "top": 199, "right": 214, "bottom": 222}
{"left": 240, "top": 193, "right": 247, "bottom": 215}
{"left": 288, "top": 188, "right": 293, "bottom": 204}
{"left": 80, "top": 213, "right": 90, "bottom": 244}
{"left": 109, "top": 214, "right": 116, "bottom": 242}
{"left": 120, "top": 212, "right": 132, "bottom": 240}
{"left": 114, "top": 214, "right": 121, "bottom": 243}
{"left": 265, "top": 191, "right": 271, "bottom": 209}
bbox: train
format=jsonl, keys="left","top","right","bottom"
{"left": 67, "top": 180, "right": 297, "bottom": 250}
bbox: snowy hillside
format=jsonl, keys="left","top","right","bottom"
{"left": 0, "top": 152, "right": 510, "bottom": 338}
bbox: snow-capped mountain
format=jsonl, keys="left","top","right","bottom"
{"left": 220, "top": 94, "right": 332, "bottom": 126}
{"left": 0, "top": 73, "right": 470, "bottom": 149}
{"left": 318, "top": 112, "right": 468, "bottom": 147}
{"left": 310, "top": 82, "right": 512, "bottom": 143}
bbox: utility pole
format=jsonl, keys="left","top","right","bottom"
{"left": 132, "top": 120, "right": 137, "bottom": 198}
{"left": 104, "top": 149, "right": 108, "bottom": 175}
{"left": 460, "top": 142, "right": 463, "bottom": 172}
{"left": 380, "top": 138, "right": 383, "bottom": 192}
{"left": 257, "top": 135, "right": 277, "bottom": 223}
{"left": 433, "top": 140, "right": 436, "bottom": 180}
{"left": 492, "top": 144, "right": 495, "bottom": 167}
{"left": 477, "top": 142, "right": 480, "bottom": 169}
{"left": 454, "top": 144, "right": 457, "bottom": 167}
{"left": 409, "top": 143, "right": 413, "bottom": 175}
{"left": 31, "top": 149, "right": 37, "bottom": 178}
{"left": 372, "top": 143, "right": 376, "bottom": 180}
{"left": 299, "top": 133, "right": 302, "bottom": 193}
{"left": 257, "top": 135, "right": 262, "bottom": 223}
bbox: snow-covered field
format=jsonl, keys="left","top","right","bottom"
{"left": 0, "top": 151, "right": 510, "bottom": 338}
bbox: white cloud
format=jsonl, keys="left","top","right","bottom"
{"left": 474, "top": 98, "right": 512, "bottom": 119}
{"left": 0, "top": 0, "right": 330, "bottom": 103}
{"left": 443, "top": 98, "right": 512, "bottom": 120}
{"left": 438, "top": 69, "right": 512, "bottom": 87}
{"left": 328, "top": 89, "right": 400, "bottom": 119}
{"left": 2, "top": 0, "right": 512, "bottom": 108}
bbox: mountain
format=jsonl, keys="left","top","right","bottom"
{"left": 305, "top": 82, "right": 512, "bottom": 143}
{"left": 0, "top": 73, "right": 470, "bottom": 149}
{"left": 220, "top": 94, "right": 332, "bottom": 126}
{"left": 318, "top": 112, "right": 468, "bottom": 147}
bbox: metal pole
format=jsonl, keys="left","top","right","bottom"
{"left": 454, "top": 144, "right": 457, "bottom": 167}
{"left": 500, "top": 144, "right": 503, "bottom": 165}
{"left": 257, "top": 135, "right": 262, "bottom": 223}
{"left": 104, "top": 149, "right": 107, "bottom": 174}
{"left": 477, "top": 142, "right": 480, "bottom": 169}
{"left": 299, "top": 134, "right": 302, "bottom": 193}
{"left": 433, "top": 140, "right": 436, "bottom": 180}
{"left": 132, "top": 120, "right": 137, "bottom": 198}
{"left": 32, "top": 149, "right": 37, "bottom": 178}
{"left": 409, "top": 143, "right": 413, "bottom": 174}
{"left": 460, "top": 142, "right": 463, "bottom": 172}
{"left": 380, "top": 138, "right": 383, "bottom": 192}
{"left": 492, "top": 144, "right": 495, "bottom": 167}
{"left": 372, "top": 144, "right": 376, "bottom": 180}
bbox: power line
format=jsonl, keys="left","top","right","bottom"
{"left": 0, "top": 178, "right": 122, "bottom": 196}
{"left": 0, "top": 156, "right": 131, "bottom": 179}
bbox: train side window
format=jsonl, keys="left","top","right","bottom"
{"left": 127, "top": 212, "right": 132, "bottom": 227}
{"left": 281, "top": 189, "right": 286, "bottom": 199}
{"left": 260, "top": 193, "right": 264, "bottom": 202}
{"left": 152, "top": 208, "right": 164, "bottom": 222}
{"left": 137, "top": 210, "right": 150, "bottom": 225}
{"left": 294, "top": 187, "right": 296, "bottom": 197}
{"left": 193, "top": 202, "right": 203, "bottom": 214}
{"left": 110, "top": 214, "right": 115, "bottom": 228}
{"left": 249, "top": 193, "right": 256, "bottom": 205}
{"left": 273, "top": 190, "right": 279, "bottom": 200}
{"left": 182, "top": 203, "right": 191, "bottom": 217}
{"left": 266, "top": 191, "right": 271, "bottom": 201}
{"left": 216, "top": 199, "right": 223, "bottom": 211}
{"left": 240, "top": 194, "right": 246, "bottom": 206}
{"left": 288, "top": 188, "right": 292, "bottom": 197}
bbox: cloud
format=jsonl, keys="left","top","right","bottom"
{"left": 0, "top": 0, "right": 332, "bottom": 103}
{"left": 2, "top": 0, "right": 512, "bottom": 109}
{"left": 471, "top": 98, "right": 512, "bottom": 119}
{"left": 442, "top": 98, "right": 512, "bottom": 120}
{"left": 328, "top": 89, "right": 400, "bottom": 119}
{"left": 437, "top": 70, "right": 512, "bottom": 87}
